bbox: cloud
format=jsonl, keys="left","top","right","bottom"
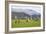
{"left": 11, "top": 6, "right": 41, "bottom": 14}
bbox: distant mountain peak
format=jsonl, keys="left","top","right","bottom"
{"left": 12, "top": 8, "right": 40, "bottom": 16}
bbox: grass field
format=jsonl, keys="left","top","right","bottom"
{"left": 11, "top": 18, "right": 41, "bottom": 28}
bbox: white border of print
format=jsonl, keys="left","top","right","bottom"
{"left": 9, "top": 3, "right": 43, "bottom": 32}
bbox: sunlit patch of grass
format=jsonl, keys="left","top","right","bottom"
{"left": 12, "top": 18, "right": 41, "bottom": 28}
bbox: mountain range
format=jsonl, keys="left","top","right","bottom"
{"left": 12, "top": 8, "right": 40, "bottom": 16}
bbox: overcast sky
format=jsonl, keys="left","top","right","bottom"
{"left": 11, "top": 4, "right": 42, "bottom": 14}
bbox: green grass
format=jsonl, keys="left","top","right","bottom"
{"left": 11, "top": 18, "right": 41, "bottom": 28}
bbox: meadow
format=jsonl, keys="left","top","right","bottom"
{"left": 11, "top": 18, "right": 41, "bottom": 28}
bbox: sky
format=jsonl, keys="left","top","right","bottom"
{"left": 11, "top": 6, "right": 41, "bottom": 13}
{"left": 11, "top": 4, "right": 42, "bottom": 15}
